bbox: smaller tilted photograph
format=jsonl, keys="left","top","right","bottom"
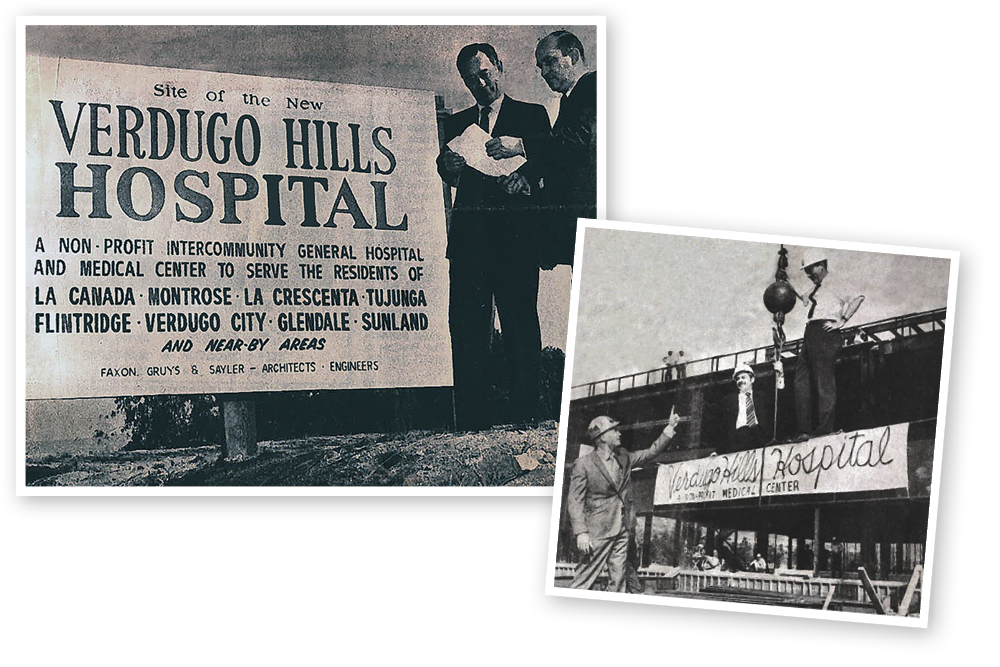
{"left": 546, "top": 220, "right": 957, "bottom": 626}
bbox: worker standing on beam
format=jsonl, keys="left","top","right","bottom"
{"left": 790, "top": 249, "right": 865, "bottom": 439}
{"left": 568, "top": 407, "right": 683, "bottom": 592}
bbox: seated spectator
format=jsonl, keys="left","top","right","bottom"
{"left": 690, "top": 544, "right": 706, "bottom": 570}
{"left": 702, "top": 550, "right": 722, "bottom": 571}
{"left": 748, "top": 553, "right": 768, "bottom": 572}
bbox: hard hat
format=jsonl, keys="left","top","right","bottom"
{"left": 733, "top": 363, "right": 755, "bottom": 380}
{"left": 587, "top": 415, "right": 620, "bottom": 442}
{"left": 801, "top": 248, "right": 827, "bottom": 271}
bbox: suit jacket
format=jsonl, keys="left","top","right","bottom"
{"left": 567, "top": 442, "right": 658, "bottom": 542}
{"left": 722, "top": 388, "right": 774, "bottom": 453}
{"left": 437, "top": 95, "right": 551, "bottom": 261}
{"left": 522, "top": 71, "right": 598, "bottom": 266}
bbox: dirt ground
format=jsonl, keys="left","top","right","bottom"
{"left": 26, "top": 421, "right": 559, "bottom": 488}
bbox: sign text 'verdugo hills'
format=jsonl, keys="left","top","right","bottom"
{"left": 26, "top": 57, "right": 452, "bottom": 399}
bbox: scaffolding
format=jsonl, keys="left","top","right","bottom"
{"left": 571, "top": 307, "right": 946, "bottom": 399}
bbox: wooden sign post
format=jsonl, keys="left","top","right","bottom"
{"left": 222, "top": 398, "right": 257, "bottom": 461}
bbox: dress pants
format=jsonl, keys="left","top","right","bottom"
{"left": 626, "top": 532, "right": 643, "bottom": 594}
{"left": 449, "top": 255, "right": 540, "bottom": 428}
{"left": 734, "top": 425, "right": 766, "bottom": 451}
{"left": 571, "top": 531, "right": 630, "bottom": 592}
{"left": 794, "top": 320, "right": 843, "bottom": 435}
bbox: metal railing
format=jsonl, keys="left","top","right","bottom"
{"left": 571, "top": 308, "right": 946, "bottom": 400}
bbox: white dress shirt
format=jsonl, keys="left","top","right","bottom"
{"left": 791, "top": 273, "right": 857, "bottom": 322}
{"left": 476, "top": 93, "right": 505, "bottom": 135}
{"left": 736, "top": 391, "right": 751, "bottom": 428}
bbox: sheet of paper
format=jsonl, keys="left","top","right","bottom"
{"left": 447, "top": 123, "right": 526, "bottom": 177}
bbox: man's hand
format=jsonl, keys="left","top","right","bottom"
{"left": 439, "top": 149, "right": 466, "bottom": 176}
{"left": 822, "top": 318, "right": 844, "bottom": 332}
{"left": 576, "top": 533, "right": 593, "bottom": 556}
{"left": 485, "top": 136, "right": 525, "bottom": 159}
{"left": 498, "top": 172, "right": 530, "bottom": 195}
{"left": 663, "top": 404, "right": 682, "bottom": 437}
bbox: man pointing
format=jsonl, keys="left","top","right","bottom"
{"left": 567, "top": 406, "right": 683, "bottom": 592}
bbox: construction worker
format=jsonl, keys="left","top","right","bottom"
{"left": 723, "top": 363, "right": 772, "bottom": 452}
{"left": 567, "top": 408, "right": 683, "bottom": 592}
{"left": 790, "top": 249, "right": 865, "bottom": 438}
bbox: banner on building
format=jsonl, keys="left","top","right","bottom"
{"left": 653, "top": 423, "right": 911, "bottom": 505}
{"left": 653, "top": 448, "right": 763, "bottom": 505}
{"left": 26, "top": 56, "right": 451, "bottom": 399}
{"left": 760, "top": 423, "right": 909, "bottom": 497}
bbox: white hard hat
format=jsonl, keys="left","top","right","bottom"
{"left": 733, "top": 363, "right": 755, "bottom": 380}
{"left": 587, "top": 415, "right": 620, "bottom": 442}
{"left": 801, "top": 248, "right": 827, "bottom": 271}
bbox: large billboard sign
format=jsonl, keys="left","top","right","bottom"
{"left": 26, "top": 57, "right": 451, "bottom": 399}
{"left": 653, "top": 423, "right": 911, "bottom": 505}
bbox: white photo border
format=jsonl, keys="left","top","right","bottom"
{"left": 545, "top": 218, "right": 959, "bottom": 627}
{"left": 16, "top": 16, "right": 606, "bottom": 496}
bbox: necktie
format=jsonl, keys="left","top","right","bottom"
{"left": 745, "top": 392, "right": 758, "bottom": 427}
{"left": 808, "top": 284, "right": 820, "bottom": 319}
{"left": 558, "top": 94, "right": 568, "bottom": 120}
{"left": 478, "top": 106, "right": 491, "bottom": 133}
{"left": 606, "top": 454, "right": 621, "bottom": 485}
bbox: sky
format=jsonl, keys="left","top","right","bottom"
{"left": 25, "top": 24, "right": 597, "bottom": 121}
{"left": 23, "top": 23, "right": 596, "bottom": 440}
{"left": 570, "top": 226, "right": 953, "bottom": 386}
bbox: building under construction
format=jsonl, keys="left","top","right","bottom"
{"left": 554, "top": 307, "right": 944, "bottom": 616}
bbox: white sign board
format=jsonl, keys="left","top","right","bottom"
{"left": 654, "top": 423, "right": 910, "bottom": 505}
{"left": 26, "top": 57, "right": 451, "bottom": 399}
{"left": 653, "top": 448, "right": 763, "bottom": 505}
{"left": 760, "top": 423, "right": 909, "bottom": 496}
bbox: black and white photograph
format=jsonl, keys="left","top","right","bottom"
{"left": 18, "top": 19, "right": 603, "bottom": 492}
{"left": 6, "top": 2, "right": 998, "bottom": 665}
{"left": 547, "top": 220, "right": 957, "bottom": 626}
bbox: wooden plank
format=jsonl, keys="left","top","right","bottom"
{"left": 813, "top": 508, "right": 821, "bottom": 577}
{"left": 822, "top": 586, "right": 836, "bottom": 611}
{"left": 221, "top": 398, "right": 257, "bottom": 460}
{"left": 641, "top": 515, "right": 653, "bottom": 567}
{"left": 898, "top": 565, "right": 923, "bottom": 617}
{"left": 857, "top": 567, "right": 886, "bottom": 614}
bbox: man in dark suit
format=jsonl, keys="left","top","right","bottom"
{"left": 567, "top": 408, "right": 683, "bottom": 592}
{"left": 487, "top": 30, "right": 597, "bottom": 268}
{"left": 721, "top": 363, "right": 773, "bottom": 453}
{"left": 437, "top": 43, "right": 552, "bottom": 429}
